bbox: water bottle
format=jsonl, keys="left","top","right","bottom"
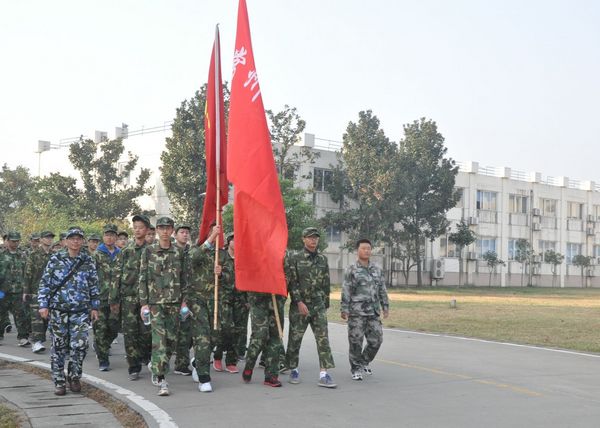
{"left": 142, "top": 308, "right": 151, "bottom": 326}
{"left": 180, "top": 306, "right": 191, "bottom": 322}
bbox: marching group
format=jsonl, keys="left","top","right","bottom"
{"left": 0, "top": 214, "right": 389, "bottom": 397}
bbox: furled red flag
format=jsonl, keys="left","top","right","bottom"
{"left": 227, "top": 0, "right": 288, "bottom": 296}
{"left": 199, "top": 26, "right": 228, "bottom": 245}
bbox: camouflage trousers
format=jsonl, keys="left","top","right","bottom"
{"left": 0, "top": 292, "right": 30, "bottom": 340}
{"left": 29, "top": 296, "right": 48, "bottom": 343}
{"left": 232, "top": 292, "right": 249, "bottom": 358}
{"left": 121, "top": 297, "right": 151, "bottom": 373}
{"left": 286, "top": 303, "right": 334, "bottom": 370}
{"left": 174, "top": 309, "right": 192, "bottom": 371}
{"left": 92, "top": 303, "right": 120, "bottom": 363}
{"left": 213, "top": 296, "right": 237, "bottom": 365}
{"left": 347, "top": 315, "right": 383, "bottom": 372}
{"left": 150, "top": 304, "right": 178, "bottom": 377}
{"left": 49, "top": 309, "right": 91, "bottom": 386}
{"left": 244, "top": 294, "right": 285, "bottom": 378}
{"left": 188, "top": 297, "right": 214, "bottom": 383}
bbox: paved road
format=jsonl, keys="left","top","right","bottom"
{"left": 2, "top": 322, "right": 600, "bottom": 428}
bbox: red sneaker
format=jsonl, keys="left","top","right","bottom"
{"left": 263, "top": 376, "right": 282, "bottom": 387}
{"left": 226, "top": 364, "right": 239, "bottom": 374}
{"left": 213, "top": 359, "right": 223, "bottom": 372}
{"left": 242, "top": 369, "right": 253, "bottom": 383}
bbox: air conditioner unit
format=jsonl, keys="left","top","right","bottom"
{"left": 532, "top": 208, "right": 541, "bottom": 217}
{"left": 532, "top": 223, "right": 541, "bottom": 231}
{"left": 469, "top": 216, "right": 479, "bottom": 226}
{"left": 532, "top": 266, "right": 541, "bottom": 275}
{"left": 431, "top": 259, "right": 445, "bottom": 279}
{"left": 587, "top": 228, "right": 595, "bottom": 236}
{"left": 467, "top": 252, "right": 478, "bottom": 260}
{"left": 587, "top": 214, "right": 596, "bottom": 222}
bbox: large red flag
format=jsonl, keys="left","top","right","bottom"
{"left": 228, "top": 0, "right": 288, "bottom": 296}
{"left": 199, "top": 26, "right": 228, "bottom": 245}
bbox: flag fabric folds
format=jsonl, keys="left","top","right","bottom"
{"left": 227, "top": 0, "right": 288, "bottom": 296}
{"left": 199, "top": 26, "right": 228, "bottom": 245}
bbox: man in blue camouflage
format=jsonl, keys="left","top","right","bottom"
{"left": 38, "top": 227, "right": 100, "bottom": 396}
{"left": 341, "top": 238, "right": 389, "bottom": 381}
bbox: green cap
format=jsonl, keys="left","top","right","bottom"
{"left": 40, "top": 231, "right": 55, "bottom": 238}
{"left": 175, "top": 224, "right": 191, "bottom": 233}
{"left": 88, "top": 233, "right": 101, "bottom": 241}
{"left": 59, "top": 232, "right": 67, "bottom": 240}
{"left": 66, "top": 228, "right": 84, "bottom": 239}
{"left": 302, "top": 227, "right": 320, "bottom": 238}
{"left": 156, "top": 216, "right": 175, "bottom": 227}
{"left": 7, "top": 231, "right": 21, "bottom": 241}
{"left": 118, "top": 230, "right": 129, "bottom": 238}
{"left": 30, "top": 233, "right": 41, "bottom": 240}
{"left": 103, "top": 224, "right": 118, "bottom": 234}
{"left": 132, "top": 214, "right": 151, "bottom": 227}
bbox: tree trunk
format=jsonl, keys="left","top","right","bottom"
{"left": 520, "top": 264, "right": 525, "bottom": 287}
{"left": 415, "top": 238, "right": 422, "bottom": 287}
{"left": 457, "top": 247, "right": 463, "bottom": 288}
{"left": 489, "top": 269, "right": 493, "bottom": 286}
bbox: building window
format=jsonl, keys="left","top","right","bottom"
{"left": 509, "top": 194, "right": 528, "bottom": 214}
{"left": 567, "top": 202, "right": 583, "bottom": 219}
{"left": 539, "top": 240, "right": 556, "bottom": 261}
{"left": 440, "top": 236, "right": 458, "bottom": 258}
{"left": 476, "top": 190, "right": 497, "bottom": 211}
{"left": 540, "top": 198, "right": 557, "bottom": 217}
{"left": 326, "top": 225, "right": 341, "bottom": 243}
{"left": 313, "top": 168, "right": 333, "bottom": 192}
{"left": 593, "top": 205, "right": 600, "bottom": 220}
{"left": 476, "top": 237, "right": 496, "bottom": 258}
{"left": 566, "top": 243, "right": 582, "bottom": 264}
{"left": 594, "top": 245, "right": 600, "bottom": 258}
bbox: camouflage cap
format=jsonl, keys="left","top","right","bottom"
{"left": 103, "top": 224, "right": 118, "bottom": 234}
{"left": 118, "top": 230, "right": 129, "bottom": 238}
{"left": 66, "top": 228, "right": 84, "bottom": 239}
{"left": 226, "top": 232, "right": 234, "bottom": 245}
{"left": 59, "top": 232, "right": 67, "bottom": 240}
{"left": 302, "top": 227, "right": 320, "bottom": 238}
{"left": 156, "top": 216, "right": 175, "bottom": 227}
{"left": 30, "top": 233, "right": 41, "bottom": 240}
{"left": 40, "top": 231, "right": 55, "bottom": 238}
{"left": 175, "top": 224, "right": 191, "bottom": 233}
{"left": 132, "top": 214, "right": 151, "bottom": 227}
{"left": 7, "top": 231, "right": 21, "bottom": 241}
{"left": 88, "top": 233, "right": 101, "bottom": 241}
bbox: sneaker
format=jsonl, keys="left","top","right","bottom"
{"left": 351, "top": 371, "right": 363, "bottom": 381}
{"left": 288, "top": 368, "right": 300, "bottom": 384}
{"left": 32, "top": 341, "right": 45, "bottom": 353}
{"left": 4, "top": 325, "right": 12, "bottom": 334}
{"left": 147, "top": 361, "right": 152, "bottom": 372}
{"left": 151, "top": 374, "right": 160, "bottom": 386}
{"left": 363, "top": 366, "right": 373, "bottom": 375}
{"left": 54, "top": 384, "right": 66, "bottom": 396}
{"left": 279, "top": 363, "right": 289, "bottom": 374}
{"left": 242, "top": 369, "right": 253, "bottom": 383}
{"left": 174, "top": 367, "right": 193, "bottom": 376}
{"left": 69, "top": 378, "right": 81, "bottom": 393}
{"left": 192, "top": 368, "right": 199, "bottom": 383}
{"left": 318, "top": 373, "right": 337, "bottom": 389}
{"left": 258, "top": 360, "right": 266, "bottom": 369}
{"left": 199, "top": 382, "right": 213, "bottom": 392}
{"left": 225, "top": 364, "right": 239, "bottom": 374}
{"left": 264, "top": 375, "right": 282, "bottom": 387}
{"left": 18, "top": 338, "right": 30, "bottom": 347}
{"left": 99, "top": 361, "right": 110, "bottom": 371}
{"left": 112, "top": 338, "right": 118, "bottom": 344}
{"left": 157, "top": 380, "right": 169, "bottom": 396}
{"left": 128, "top": 372, "right": 140, "bottom": 381}
{"left": 213, "top": 359, "right": 223, "bottom": 372}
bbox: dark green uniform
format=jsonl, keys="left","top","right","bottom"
{"left": 0, "top": 247, "right": 30, "bottom": 341}
{"left": 23, "top": 245, "right": 53, "bottom": 343}
{"left": 213, "top": 250, "right": 238, "bottom": 366}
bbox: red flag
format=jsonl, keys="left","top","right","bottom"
{"left": 227, "top": 0, "right": 288, "bottom": 296}
{"left": 199, "top": 26, "right": 228, "bottom": 245}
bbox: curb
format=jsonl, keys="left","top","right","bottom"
{"left": 0, "top": 352, "right": 177, "bottom": 428}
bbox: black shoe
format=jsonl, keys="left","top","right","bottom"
{"left": 258, "top": 360, "right": 266, "bottom": 368}
{"left": 4, "top": 325, "right": 12, "bottom": 334}
{"left": 69, "top": 378, "right": 81, "bottom": 393}
{"left": 54, "top": 384, "right": 66, "bottom": 396}
{"left": 174, "top": 367, "right": 192, "bottom": 376}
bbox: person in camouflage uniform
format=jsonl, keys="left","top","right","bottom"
{"left": 93, "top": 224, "right": 122, "bottom": 371}
{"left": 116, "top": 231, "right": 129, "bottom": 249}
{"left": 145, "top": 225, "right": 156, "bottom": 245}
{"left": 0, "top": 232, "right": 31, "bottom": 346}
{"left": 87, "top": 234, "right": 101, "bottom": 255}
{"left": 111, "top": 214, "right": 152, "bottom": 380}
{"left": 38, "top": 227, "right": 100, "bottom": 396}
{"left": 173, "top": 224, "right": 193, "bottom": 376}
{"left": 139, "top": 216, "right": 187, "bottom": 397}
{"left": 23, "top": 230, "right": 55, "bottom": 353}
{"left": 285, "top": 227, "right": 336, "bottom": 388}
{"left": 341, "top": 238, "right": 389, "bottom": 381}
{"left": 185, "top": 225, "right": 229, "bottom": 392}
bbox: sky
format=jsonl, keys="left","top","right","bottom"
{"left": 1, "top": 0, "right": 599, "bottom": 181}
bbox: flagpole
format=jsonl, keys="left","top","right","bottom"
{"left": 213, "top": 24, "right": 221, "bottom": 331}
{"left": 271, "top": 294, "right": 284, "bottom": 339}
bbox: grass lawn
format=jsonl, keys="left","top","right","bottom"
{"left": 327, "top": 286, "right": 600, "bottom": 353}
{"left": 0, "top": 404, "right": 19, "bottom": 428}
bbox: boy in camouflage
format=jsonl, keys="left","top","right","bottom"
{"left": 285, "top": 227, "right": 336, "bottom": 388}
{"left": 341, "top": 238, "right": 389, "bottom": 380}
{"left": 173, "top": 224, "right": 193, "bottom": 376}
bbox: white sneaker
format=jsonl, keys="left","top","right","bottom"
{"left": 151, "top": 374, "right": 160, "bottom": 386}
{"left": 199, "top": 382, "right": 213, "bottom": 392}
{"left": 18, "top": 338, "right": 30, "bottom": 347}
{"left": 32, "top": 341, "right": 45, "bottom": 353}
{"left": 351, "top": 371, "right": 363, "bottom": 381}
{"left": 192, "top": 368, "right": 199, "bottom": 383}
{"left": 363, "top": 366, "right": 373, "bottom": 375}
{"left": 157, "top": 380, "right": 169, "bottom": 396}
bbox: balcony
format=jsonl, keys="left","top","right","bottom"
{"left": 540, "top": 216, "right": 557, "bottom": 229}
{"left": 567, "top": 218, "right": 583, "bottom": 231}
{"left": 509, "top": 213, "right": 529, "bottom": 226}
{"left": 477, "top": 210, "right": 498, "bottom": 224}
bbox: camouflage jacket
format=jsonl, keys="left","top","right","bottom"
{"left": 286, "top": 248, "right": 330, "bottom": 309}
{"left": 38, "top": 249, "right": 100, "bottom": 312}
{"left": 94, "top": 244, "right": 122, "bottom": 304}
{"left": 220, "top": 251, "right": 236, "bottom": 303}
{"left": 138, "top": 242, "right": 187, "bottom": 305}
{"left": 185, "top": 243, "right": 231, "bottom": 302}
{"left": 341, "top": 261, "right": 389, "bottom": 317}
{"left": 115, "top": 240, "right": 146, "bottom": 303}
{"left": 0, "top": 249, "right": 27, "bottom": 294}
{"left": 24, "top": 246, "right": 53, "bottom": 295}
{"left": 247, "top": 291, "right": 286, "bottom": 312}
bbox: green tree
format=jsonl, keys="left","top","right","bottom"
{"left": 393, "top": 231, "right": 422, "bottom": 286}
{"left": 572, "top": 254, "right": 592, "bottom": 288}
{"left": 68, "top": 137, "right": 152, "bottom": 221}
{"left": 394, "top": 118, "right": 460, "bottom": 286}
{"left": 483, "top": 250, "right": 505, "bottom": 286}
{"left": 515, "top": 239, "right": 532, "bottom": 286}
{"left": 0, "top": 164, "right": 33, "bottom": 232}
{"left": 544, "top": 249, "right": 564, "bottom": 287}
{"left": 448, "top": 220, "right": 477, "bottom": 287}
